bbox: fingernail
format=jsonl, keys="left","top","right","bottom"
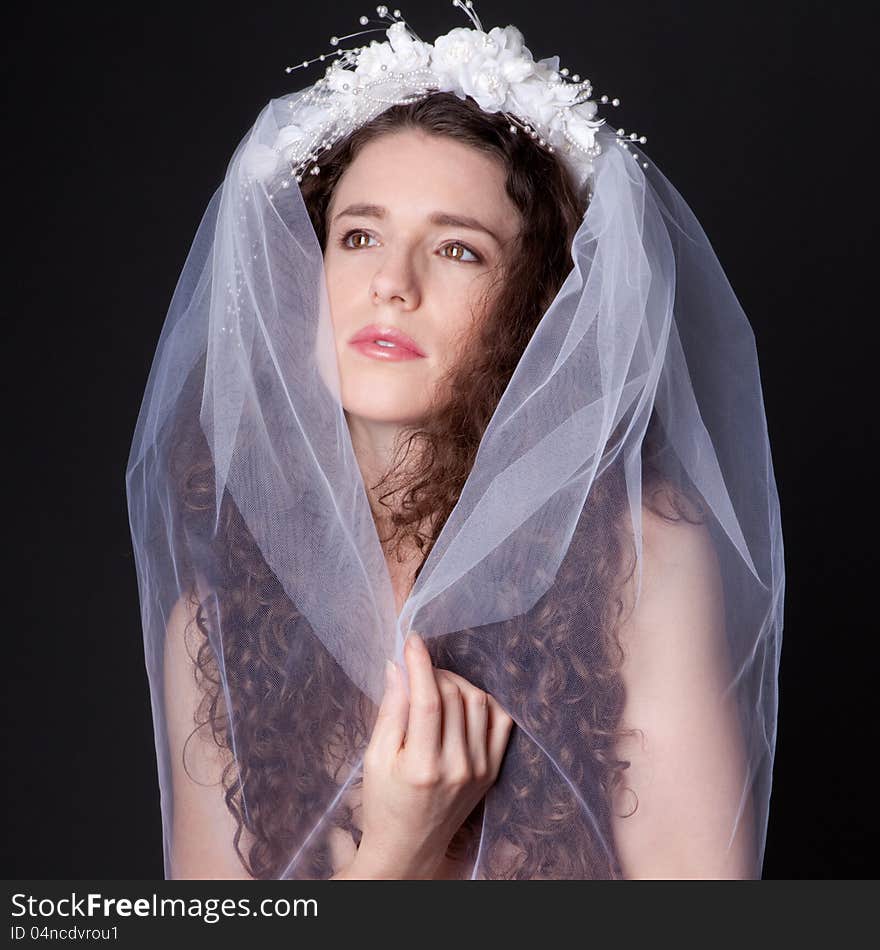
{"left": 385, "top": 658, "right": 396, "bottom": 686}
{"left": 407, "top": 631, "right": 423, "bottom": 651}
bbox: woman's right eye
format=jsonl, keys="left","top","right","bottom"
{"left": 338, "top": 229, "right": 375, "bottom": 249}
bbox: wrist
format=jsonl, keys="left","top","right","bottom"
{"left": 349, "top": 838, "right": 442, "bottom": 880}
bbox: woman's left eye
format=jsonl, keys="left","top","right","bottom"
{"left": 338, "top": 230, "right": 481, "bottom": 264}
{"left": 439, "top": 241, "right": 480, "bottom": 263}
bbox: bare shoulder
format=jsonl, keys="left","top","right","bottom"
{"left": 615, "top": 488, "right": 722, "bottom": 646}
{"left": 611, "top": 492, "right": 729, "bottom": 742}
{"left": 640, "top": 486, "right": 715, "bottom": 563}
{"left": 608, "top": 489, "right": 757, "bottom": 878}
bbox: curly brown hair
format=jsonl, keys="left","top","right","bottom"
{"left": 169, "top": 91, "right": 706, "bottom": 879}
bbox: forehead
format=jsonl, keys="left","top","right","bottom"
{"left": 329, "top": 130, "right": 518, "bottom": 237}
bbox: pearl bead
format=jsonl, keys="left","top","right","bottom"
{"left": 360, "top": 16, "right": 369, "bottom": 25}
{"left": 611, "top": 98, "right": 620, "bottom": 106}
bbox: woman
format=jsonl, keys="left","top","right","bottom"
{"left": 127, "top": 7, "right": 783, "bottom": 880}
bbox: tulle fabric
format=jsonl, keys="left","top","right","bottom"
{"left": 125, "top": 90, "right": 784, "bottom": 879}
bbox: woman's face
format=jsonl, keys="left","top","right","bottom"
{"left": 323, "top": 129, "right": 521, "bottom": 434}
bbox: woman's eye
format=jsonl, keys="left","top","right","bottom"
{"left": 338, "top": 230, "right": 481, "bottom": 264}
{"left": 440, "top": 242, "right": 480, "bottom": 264}
{"left": 339, "top": 230, "right": 376, "bottom": 250}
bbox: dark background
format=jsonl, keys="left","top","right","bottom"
{"left": 3, "top": 0, "right": 873, "bottom": 878}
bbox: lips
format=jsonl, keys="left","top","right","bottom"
{"left": 347, "top": 324, "right": 426, "bottom": 357}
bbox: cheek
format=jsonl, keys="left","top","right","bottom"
{"left": 324, "top": 263, "right": 354, "bottom": 319}
{"left": 432, "top": 313, "right": 483, "bottom": 376}
{"left": 324, "top": 253, "right": 378, "bottom": 311}
{"left": 451, "top": 279, "right": 494, "bottom": 338}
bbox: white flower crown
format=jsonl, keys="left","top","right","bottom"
{"left": 242, "top": 1, "right": 648, "bottom": 199}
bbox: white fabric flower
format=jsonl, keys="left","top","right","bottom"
{"left": 432, "top": 26, "right": 536, "bottom": 112}
{"left": 427, "top": 31, "right": 475, "bottom": 97}
{"left": 353, "top": 23, "right": 432, "bottom": 82}
{"left": 575, "top": 99, "right": 599, "bottom": 121}
{"left": 509, "top": 75, "right": 563, "bottom": 128}
{"left": 317, "top": 66, "right": 361, "bottom": 121}
{"left": 275, "top": 125, "right": 308, "bottom": 164}
{"left": 324, "top": 62, "right": 358, "bottom": 93}
{"left": 431, "top": 26, "right": 484, "bottom": 79}
{"left": 354, "top": 39, "right": 398, "bottom": 81}
{"left": 276, "top": 125, "right": 304, "bottom": 152}
{"left": 241, "top": 143, "right": 279, "bottom": 181}
{"left": 534, "top": 54, "right": 560, "bottom": 77}
{"left": 566, "top": 111, "right": 601, "bottom": 152}
{"left": 385, "top": 21, "right": 432, "bottom": 72}
{"left": 486, "top": 24, "right": 530, "bottom": 61}
{"left": 271, "top": 104, "right": 334, "bottom": 164}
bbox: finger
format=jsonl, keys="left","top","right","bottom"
{"left": 486, "top": 695, "right": 515, "bottom": 781}
{"left": 435, "top": 672, "right": 468, "bottom": 767}
{"left": 402, "top": 632, "right": 442, "bottom": 755}
{"left": 366, "top": 658, "right": 408, "bottom": 761}
{"left": 436, "top": 669, "right": 489, "bottom": 774}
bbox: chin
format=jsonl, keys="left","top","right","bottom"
{"left": 339, "top": 373, "right": 430, "bottom": 423}
{"left": 341, "top": 384, "right": 423, "bottom": 424}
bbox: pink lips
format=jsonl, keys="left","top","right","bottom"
{"left": 348, "top": 324, "right": 426, "bottom": 361}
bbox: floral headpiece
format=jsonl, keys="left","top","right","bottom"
{"left": 243, "top": 1, "right": 648, "bottom": 199}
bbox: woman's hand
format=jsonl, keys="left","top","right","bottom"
{"left": 349, "top": 631, "right": 515, "bottom": 880}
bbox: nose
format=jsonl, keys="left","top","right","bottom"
{"left": 369, "top": 247, "right": 421, "bottom": 310}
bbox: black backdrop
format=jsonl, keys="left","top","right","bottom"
{"left": 3, "top": 0, "right": 873, "bottom": 878}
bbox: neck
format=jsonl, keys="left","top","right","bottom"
{"left": 345, "top": 411, "right": 423, "bottom": 510}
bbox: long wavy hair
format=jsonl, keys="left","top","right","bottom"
{"left": 169, "top": 91, "right": 706, "bottom": 879}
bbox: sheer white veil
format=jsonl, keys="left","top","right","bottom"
{"left": 126, "top": 80, "right": 784, "bottom": 879}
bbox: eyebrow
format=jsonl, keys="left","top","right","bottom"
{"left": 331, "top": 202, "right": 503, "bottom": 245}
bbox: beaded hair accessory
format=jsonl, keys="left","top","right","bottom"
{"left": 242, "top": 0, "right": 648, "bottom": 199}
